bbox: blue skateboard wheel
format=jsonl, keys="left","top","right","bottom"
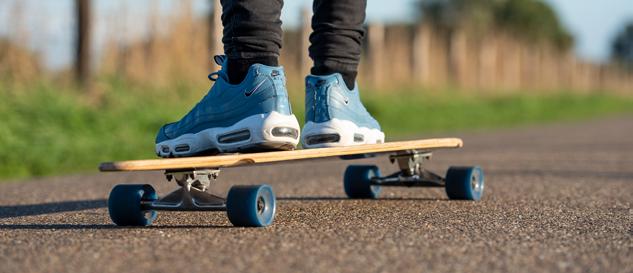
{"left": 108, "top": 184, "right": 158, "bottom": 226}
{"left": 344, "top": 165, "right": 381, "bottom": 199}
{"left": 226, "top": 184, "right": 276, "bottom": 227}
{"left": 445, "top": 166, "right": 484, "bottom": 200}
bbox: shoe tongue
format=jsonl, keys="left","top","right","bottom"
{"left": 307, "top": 74, "right": 340, "bottom": 87}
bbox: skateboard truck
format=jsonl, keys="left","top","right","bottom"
{"left": 112, "top": 167, "right": 276, "bottom": 227}
{"left": 370, "top": 150, "right": 445, "bottom": 187}
{"left": 141, "top": 169, "right": 227, "bottom": 211}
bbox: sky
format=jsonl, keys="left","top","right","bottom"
{"left": 0, "top": 0, "right": 632, "bottom": 69}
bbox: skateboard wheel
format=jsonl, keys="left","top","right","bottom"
{"left": 108, "top": 184, "right": 158, "bottom": 226}
{"left": 445, "top": 166, "right": 484, "bottom": 200}
{"left": 226, "top": 184, "right": 276, "bottom": 227}
{"left": 343, "top": 165, "right": 381, "bottom": 199}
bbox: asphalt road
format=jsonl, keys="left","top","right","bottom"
{"left": 1, "top": 117, "right": 632, "bottom": 273}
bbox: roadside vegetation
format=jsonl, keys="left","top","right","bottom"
{"left": 2, "top": 79, "right": 633, "bottom": 180}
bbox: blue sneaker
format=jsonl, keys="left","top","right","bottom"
{"left": 155, "top": 56, "right": 300, "bottom": 157}
{"left": 301, "top": 73, "right": 385, "bottom": 148}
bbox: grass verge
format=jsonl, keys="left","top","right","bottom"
{"left": 1, "top": 81, "right": 632, "bottom": 179}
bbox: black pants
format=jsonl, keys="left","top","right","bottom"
{"left": 220, "top": 0, "right": 367, "bottom": 78}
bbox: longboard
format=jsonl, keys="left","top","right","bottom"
{"left": 100, "top": 138, "right": 463, "bottom": 171}
{"left": 100, "top": 138, "right": 484, "bottom": 227}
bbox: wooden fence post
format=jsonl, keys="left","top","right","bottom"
{"left": 300, "top": 7, "right": 312, "bottom": 79}
{"left": 413, "top": 23, "right": 431, "bottom": 85}
{"left": 368, "top": 23, "right": 385, "bottom": 88}
{"left": 210, "top": 0, "right": 222, "bottom": 71}
{"left": 449, "top": 29, "right": 468, "bottom": 88}
{"left": 478, "top": 34, "right": 497, "bottom": 90}
{"left": 75, "top": 0, "right": 92, "bottom": 89}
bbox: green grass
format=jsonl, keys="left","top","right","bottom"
{"left": 1, "top": 81, "right": 632, "bottom": 180}
{"left": 361, "top": 90, "right": 633, "bottom": 136}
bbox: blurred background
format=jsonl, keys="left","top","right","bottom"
{"left": 1, "top": 0, "right": 633, "bottom": 179}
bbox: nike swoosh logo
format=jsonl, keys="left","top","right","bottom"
{"left": 244, "top": 80, "right": 266, "bottom": 97}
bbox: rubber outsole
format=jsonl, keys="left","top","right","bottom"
{"left": 156, "top": 111, "right": 300, "bottom": 157}
{"left": 301, "top": 118, "right": 385, "bottom": 149}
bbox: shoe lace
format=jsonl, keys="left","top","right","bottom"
{"left": 181, "top": 55, "right": 227, "bottom": 117}
{"left": 207, "top": 55, "right": 227, "bottom": 82}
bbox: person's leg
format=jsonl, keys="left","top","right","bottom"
{"left": 221, "top": 0, "right": 283, "bottom": 84}
{"left": 301, "top": 0, "right": 384, "bottom": 148}
{"left": 155, "top": 0, "right": 300, "bottom": 157}
{"left": 309, "top": 0, "right": 367, "bottom": 89}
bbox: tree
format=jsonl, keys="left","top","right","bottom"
{"left": 417, "top": 0, "right": 573, "bottom": 50}
{"left": 417, "top": 0, "right": 498, "bottom": 31}
{"left": 75, "top": 0, "right": 92, "bottom": 88}
{"left": 612, "top": 22, "right": 633, "bottom": 69}
{"left": 495, "top": 0, "right": 573, "bottom": 50}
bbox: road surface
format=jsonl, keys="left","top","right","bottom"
{"left": 1, "top": 117, "right": 632, "bottom": 273}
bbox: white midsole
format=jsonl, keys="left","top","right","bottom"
{"left": 156, "top": 111, "right": 300, "bottom": 157}
{"left": 301, "top": 118, "right": 385, "bottom": 148}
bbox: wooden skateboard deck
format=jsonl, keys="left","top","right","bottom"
{"left": 101, "top": 137, "right": 484, "bottom": 228}
{"left": 99, "top": 138, "right": 463, "bottom": 172}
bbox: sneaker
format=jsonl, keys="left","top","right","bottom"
{"left": 155, "top": 55, "right": 300, "bottom": 157}
{"left": 301, "top": 73, "right": 385, "bottom": 148}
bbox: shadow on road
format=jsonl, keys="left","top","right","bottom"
{"left": 490, "top": 169, "right": 633, "bottom": 179}
{"left": 0, "top": 199, "right": 240, "bottom": 230}
{"left": 278, "top": 196, "right": 445, "bottom": 201}
{"left": 0, "top": 224, "right": 235, "bottom": 230}
{"left": 0, "top": 196, "right": 451, "bottom": 230}
{"left": 0, "top": 224, "right": 116, "bottom": 230}
{"left": 0, "top": 199, "right": 107, "bottom": 219}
